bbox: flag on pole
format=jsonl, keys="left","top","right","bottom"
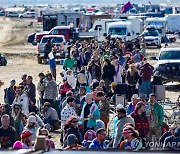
{"left": 121, "top": 1, "right": 133, "bottom": 13}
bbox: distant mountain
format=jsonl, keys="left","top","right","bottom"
{"left": 0, "top": 0, "right": 180, "bottom": 6}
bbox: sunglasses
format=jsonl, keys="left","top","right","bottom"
{"left": 16, "top": 89, "right": 22, "bottom": 91}
{"left": 72, "top": 120, "right": 78, "bottom": 123}
{"left": 41, "top": 133, "right": 48, "bottom": 136}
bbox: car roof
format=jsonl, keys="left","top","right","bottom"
{"left": 160, "top": 47, "right": 180, "bottom": 52}
{"left": 52, "top": 26, "right": 71, "bottom": 29}
{"left": 42, "top": 35, "right": 65, "bottom": 38}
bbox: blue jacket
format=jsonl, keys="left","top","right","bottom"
{"left": 127, "top": 103, "right": 135, "bottom": 115}
{"left": 79, "top": 102, "right": 100, "bottom": 128}
{"left": 89, "top": 138, "right": 107, "bottom": 149}
{"left": 49, "top": 58, "right": 56, "bottom": 69}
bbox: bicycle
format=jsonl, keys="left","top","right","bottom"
{"left": 159, "top": 96, "right": 180, "bottom": 125}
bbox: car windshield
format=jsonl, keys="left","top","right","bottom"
{"left": 108, "top": 27, "right": 126, "bottom": 35}
{"left": 148, "top": 21, "right": 164, "bottom": 26}
{"left": 51, "top": 37, "right": 64, "bottom": 43}
{"left": 144, "top": 31, "right": 158, "bottom": 36}
{"left": 159, "top": 50, "right": 180, "bottom": 60}
{"left": 42, "top": 37, "right": 63, "bottom": 44}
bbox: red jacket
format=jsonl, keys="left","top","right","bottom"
{"left": 140, "top": 63, "right": 154, "bottom": 82}
{"left": 131, "top": 112, "right": 149, "bottom": 137}
{"left": 59, "top": 83, "right": 72, "bottom": 95}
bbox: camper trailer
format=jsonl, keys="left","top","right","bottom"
{"left": 145, "top": 17, "right": 167, "bottom": 37}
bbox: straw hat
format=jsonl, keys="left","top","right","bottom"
{"left": 77, "top": 73, "right": 86, "bottom": 84}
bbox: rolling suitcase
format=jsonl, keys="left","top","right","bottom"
{"left": 155, "top": 85, "right": 165, "bottom": 101}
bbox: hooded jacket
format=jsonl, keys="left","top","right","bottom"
{"left": 13, "top": 92, "right": 29, "bottom": 116}
{"left": 89, "top": 138, "right": 107, "bottom": 149}
{"left": 113, "top": 115, "right": 135, "bottom": 148}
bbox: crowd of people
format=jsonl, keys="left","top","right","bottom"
{"left": 0, "top": 36, "right": 179, "bottom": 151}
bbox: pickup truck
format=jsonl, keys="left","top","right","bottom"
{"left": 153, "top": 47, "right": 180, "bottom": 83}
{"left": 35, "top": 26, "right": 97, "bottom": 43}
{"left": 35, "top": 26, "right": 79, "bottom": 43}
{"left": 37, "top": 35, "right": 66, "bottom": 64}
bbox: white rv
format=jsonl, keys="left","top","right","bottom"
{"left": 145, "top": 17, "right": 167, "bottom": 37}
{"left": 89, "top": 19, "right": 121, "bottom": 42}
{"left": 166, "top": 14, "right": 180, "bottom": 33}
{"left": 106, "top": 19, "right": 143, "bottom": 41}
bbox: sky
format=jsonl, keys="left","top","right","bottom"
{"left": 0, "top": 0, "right": 179, "bottom": 6}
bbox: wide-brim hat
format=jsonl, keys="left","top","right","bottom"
{"left": 77, "top": 73, "right": 86, "bottom": 84}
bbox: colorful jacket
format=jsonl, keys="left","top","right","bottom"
{"left": 120, "top": 138, "right": 142, "bottom": 151}
{"left": 131, "top": 112, "right": 149, "bottom": 137}
{"left": 150, "top": 102, "right": 164, "bottom": 126}
{"left": 63, "top": 58, "right": 74, "bottom": 70}
{"left": 89, "top": 138, "right": 107, "bottom": 149}
{"left": 80, "top": 102, "right": 100, "bottom": 128}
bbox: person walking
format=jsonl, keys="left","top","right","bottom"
{"left": 147, "top": 94, "right": 164, "bottom": 146}
{"left": 102, "top": 59, "right": 116, "bottom": 91}
{"left": 61, "top": 97, "right": 77, "bottom": 131}
{"left": 44, "top": 39, "right": 52, "bottom": 64}
{"left": 131, "top": 102, "right": 149, "bottom": 147}
{"left": 42, "top": 73, "right": 58, "bottom": 105}
{"left": 139, "top": 62, "right": 154, "bottom": 97}
{"left": 96, "top": 91, "right": 110, "bottom": 129}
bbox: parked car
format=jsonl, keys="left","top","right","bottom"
{"left": 7, "top": 12, "right": 19, "bottom": 17}
{"left": 0, "top": 10, "right": 5, "bottom": 16}
{"left": 142, "top": 26, "right": 161, "bottom": 48}
{"left": 37, "top": 35, "right": 66, "bottom": 64}
{"left": 152, "top": 47, "right": 180, "bottom": 83}
{"left": 19, "top": 12, "right": 36, "bottom": 18}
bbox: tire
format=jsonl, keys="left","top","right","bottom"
{"left": 157, "top": 44, "right": 161, "bottom": 48}
{"left": 32, "top": 40, "right": 37, "bottom": 46}
{"left": 37, "top": 57, "right": 42, "bottom": 64}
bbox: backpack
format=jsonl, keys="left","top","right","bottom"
{"left": 149, "top": 107, "right": 158, "bottom": 128}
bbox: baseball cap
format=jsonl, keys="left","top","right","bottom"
{"left": 139, "top": 93, "right": 148, "bottom": 99}
{"left": 27, "top": 115, "right": 36, "bottom": 123}
{"left": 10, "top": 79, "right": 16, "bottom": 83}
{"left": 132, "top": 94, "right": 139, "bottom": 99}
{"left": 116, "top": 104, "right": 124, "bottom": 110}
{"left": 21, "top": 130, "right": 33, "bottom": 140}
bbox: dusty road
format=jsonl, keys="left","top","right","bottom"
{"left": 0, "top": 17, "right": 179, "bottom": 149}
